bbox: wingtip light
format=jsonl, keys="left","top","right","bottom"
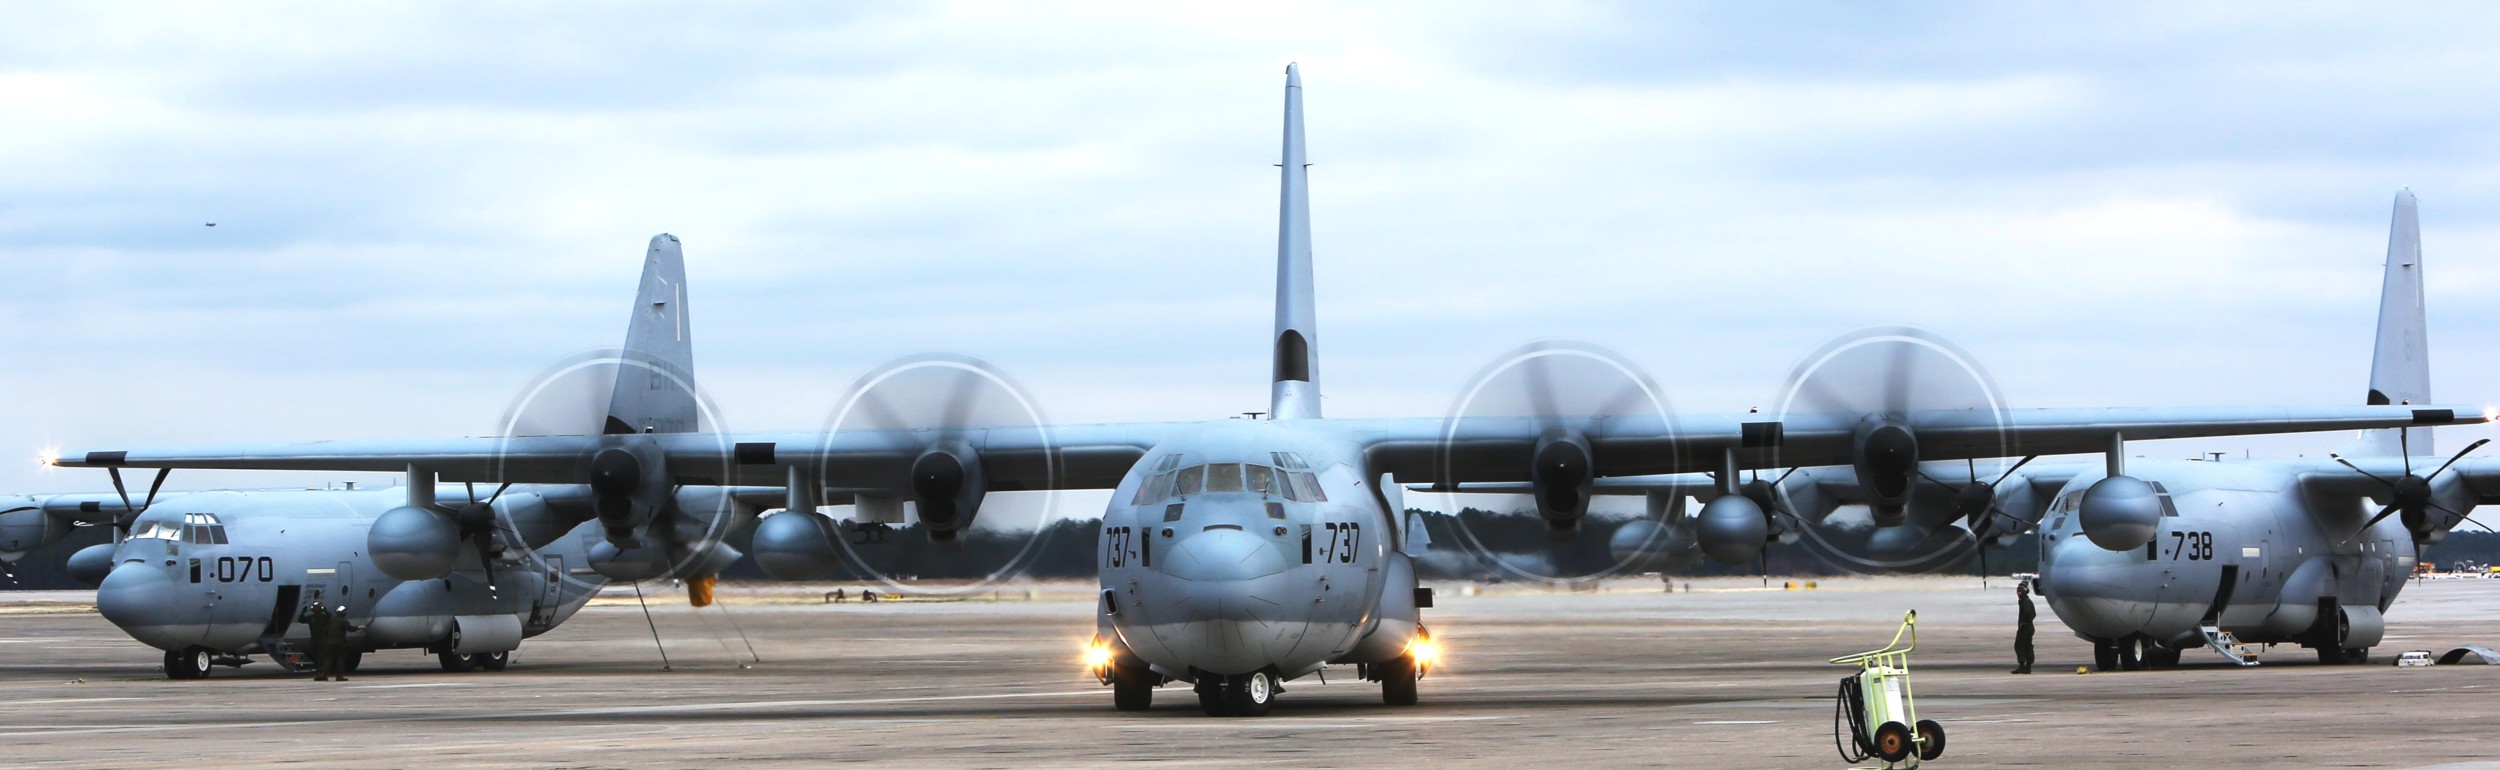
{"left": 34, "top": 447, "right": 57, "bottom": 469}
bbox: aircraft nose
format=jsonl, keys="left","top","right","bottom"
{"left": 1159, "top": 527, "right": 1291, "bottom": 583}
{"left": 95, "top": 562, "right": 187, "bottom": 650}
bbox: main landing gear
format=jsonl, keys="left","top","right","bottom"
{"left": 439, "top": 650, "right": 511, "bottom": 672}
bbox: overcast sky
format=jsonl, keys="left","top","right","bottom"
{"left": 7, "top": 3, "right": 2500, "bottom": 517}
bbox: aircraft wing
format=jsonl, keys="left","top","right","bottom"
{"left": 55, "top": 405, "right": 2481, "bottom": 497}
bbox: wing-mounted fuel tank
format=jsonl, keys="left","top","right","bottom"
{"left": 1611, "top": 492, "right": 1701, "bottom": 573}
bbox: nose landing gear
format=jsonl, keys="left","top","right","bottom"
{"left": 1195, "top": 672, "right": 1278, "bottom": 717}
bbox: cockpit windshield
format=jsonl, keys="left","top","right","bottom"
{"left": 1132, "top": 459, "right": 1326, "bottom": 507}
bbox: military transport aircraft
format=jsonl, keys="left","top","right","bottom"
{"left": 10, "top": 235, "right": 776, "bottom": 678}
{"left": 1516, "top": 190, "right": 2500, "bottom": 670}
{"left": 52, "top": 66, "right": 2487, "bottom": 715}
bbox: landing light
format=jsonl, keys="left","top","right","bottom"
{"left": 1406, "top": 637, "right": 1441, "bottom": 670}
{"left": 1082, "top": 639, "right": 1115, "bottom": 673}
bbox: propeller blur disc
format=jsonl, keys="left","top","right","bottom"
{"left": 490, "top": 349, "right": 739, "bottom": 591}
{"left": 813, "top": 353, "right": 1061, "bottom": 597}
{"left": 1421, "top": 341, "right": 1680, "bottom": 585}
{"left": 1771, "top": 327, "right": 2011, "bottom": 574}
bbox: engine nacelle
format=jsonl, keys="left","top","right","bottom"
{"left": 1530, "top": 432, "right": 1594, "bottom": 537}
{"left": 1695, "top": 494, "right": 1769, "bottom": 565}
{"left": 67, "top": 542, "right": 116, "bottom": 586}
{"left": 0, "top": 501, "right": 72, "bottom": 559}
{"left": 369, "top": 506, "right": 460, "bottom": 581}
{"left": 1851, "top": 421, "right": 1918, "bottom": 526}
{"left": 1609, "top": 519, "right": 1701, "bottom": 573}
{"left": 2079, "top": 474, "right": 2162, "bottom": 551}
{"left": 911, "top": 441, "right": 987, "bottom": 544}
{"left": 752, "top": 510, "right": 844, "bottom": 580}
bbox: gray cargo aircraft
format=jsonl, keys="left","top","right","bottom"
{"left": 52, "top": 66, "right": 2487, "bottom": 714}
{"left": 1522, "top": 190, "right": 2497, "bottom": 670}
{"left": 10, "top": 236, "right": 774, "bottom": 678}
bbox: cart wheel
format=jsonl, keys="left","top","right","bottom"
{"left": 1874, "top": 721, "right": 1914, "bottom": 763}
{"left": 1915, "top": 718, "right": 1947, "bottom": 760}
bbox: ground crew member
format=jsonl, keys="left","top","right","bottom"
{"left": 2012, "top": 580, "right": 2035, "bottom": 674}
{"left": 315, "top": 603, "right": 359, "bottom": 682}
{"left": 297, "top": 600, "right": 335, "bottom": 681}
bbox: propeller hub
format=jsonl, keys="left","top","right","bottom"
{"left": 588, "top": 448, "right": 642, "bottom": 499}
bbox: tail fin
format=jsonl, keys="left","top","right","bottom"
{"left": 2358, "top": 189, "right": 2431, "bottom": 456}
{"left": 1270, "top": 63, "right": 1321, "bottom": 420}
{"left": 606, "top": 234, "right": 699, "bottom": 435}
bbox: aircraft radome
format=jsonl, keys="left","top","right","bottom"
{"left": 49, "top": 65, "right": 2488, "bottom": 715}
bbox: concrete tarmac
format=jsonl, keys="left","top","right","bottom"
{"left": 1, "top": 576, "right": 2497, "bottom": 769}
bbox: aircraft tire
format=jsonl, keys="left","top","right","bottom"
{"left": 439, "top": 650, "right": 478, "bottom": 673}
{"left": 1380, "top": 657, "right": 1420, "bottom": 706}
{"left": 475, "top": 651, "right": 510, "bottom": 672}
{"left": 342, "top": 651, "right": 363, "bottom": 673}
{"left": 1111, "top": 665, "right": 1154, "bottom": 711}
{"left": 2142, "top": 645, "right": 2180, "bottom": 669}
{"left": 2117, "top": 637, "right": 2143, "bottom": 671}
{"left": 1225, "top": 673, "right": 1275, "bottom": 717}
{"left": 2346, "top": 648, "right": 2370, "bottom": 665}
{"left": 2092, "top": 638, "right": 2118, "bottom": 672}
{"left": 165, "top": 647, "right": 211, "bottom": 680}
{"left": 1195, "top": 680, "right": 1236, "bottom": 717}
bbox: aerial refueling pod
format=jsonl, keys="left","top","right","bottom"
{"left": 752, "top": 510, "right": 844, "bottom": 580}
{"left": 1695, "top": 494, "right": 1769, "bottom": 564}
{"left": 2078, "top": 475, "right": 2162, "bottom": 551}
{"left": 1531, "top": 432, "right": 1595, "bottom": 537}
{"left": 911, "top": 441, "right": 987, "bottom": 545}
{"left": 369, "top": 505, "right": 462, "bottom": 581}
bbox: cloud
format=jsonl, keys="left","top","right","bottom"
{"left": 5, "top": 2, "right": 2500, "bottom": 511}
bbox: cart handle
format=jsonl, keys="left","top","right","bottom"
{"left": 1828, "top": 609, "right": 1918, "bottom": 665}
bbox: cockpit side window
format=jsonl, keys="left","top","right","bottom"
{"left": 1205, "top": 463, "right": 1245, "bottom": 493}
{"left": 1173, "top": 465, "right": 1205, "bottom": 497}
{"left": 1130, "top": 473, "right": 1172, "bottom": 506}
{"left": 1287, "top": 471, "right": 1325, "bottom": 502}
{"left": 1246, "top": 465, "right": 1278, "bottom": 496}
{"left": 1155, "top": 454, "right": 1183, "bottom": 472}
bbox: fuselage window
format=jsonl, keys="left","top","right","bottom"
{"left": 1173, "top": 465, "right": 1205, "bottom": 497}
{"left": 1246, "top": 465, "right": 1278, "bottom": 496}
{"left": 1266, "top": 502, "right": 1286, "bottom": 519}
{"left": 1164, "top": 503, "right": 1185, "bottom": 523}
{"left": 1205, "top": 463, "right": 1245, "bottom": 493}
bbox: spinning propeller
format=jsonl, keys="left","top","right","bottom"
{"left": 1771, "top": 327, "right": 2016, "bottom": 576}
{"left": 2333, "top": 430, "right": 2489, "bottom": 546}
{"left": 1427, "top": 341, "right": 1677, "bottom": 583}
{"left": 803, "top": 353, "right": 1063, "bottom": 596}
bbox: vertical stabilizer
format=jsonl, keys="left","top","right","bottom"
{"left": 607, "top": 234, "right": 699, "bottom": 435}
{"left": 2358, "top": 189, "right": 2430, "bottom": 456}
{"left": 1270, "top": 63, "right": 1322, "bottom": 420}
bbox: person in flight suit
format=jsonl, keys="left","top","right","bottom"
{"left": 2013, "top": 580, "right": 2036, "bottom": 674}
{"left": 296, "top": 599, "right": 333, "bottom": 680}
{"left": 300, "top": 602, "right": 361, "bottom": 682}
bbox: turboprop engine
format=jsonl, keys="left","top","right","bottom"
{"left": 911, "top": 441, "right": 988, "bottom": 545}
{"left": 1530, "top": 433, "right": 1594, "bottom": 537}
{"left": 1852, "top": 420, "right": 1919, "bottom": 526}
{"left": 2078, "top": 475, "right": 2162, "bottom": 551}
{"left": 370, "top": 505, "right": 462, "bottom": 581}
